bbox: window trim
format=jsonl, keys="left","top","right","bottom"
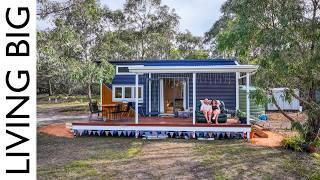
{"left": 115, "top": 65, "right": 144, "bottom": 75}
{"left": 112, "top": 85, "right": 144, "bottom": 102}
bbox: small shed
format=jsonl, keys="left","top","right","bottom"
{"left": 267, "top": 88, "right": 301, "bottom": 111}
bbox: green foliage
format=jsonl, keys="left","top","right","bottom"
{"left": 283, "top": 135, "right": 306, "bottom": 152}
{"left": 206, "top": 0, "right": 320, "bottom": 141}
{"left": 236, "top": 109, "right": 246, "bottom": 118}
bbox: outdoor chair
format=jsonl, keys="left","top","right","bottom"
{"left": 195, "top": 100, "right": 228, "bottom": 123}
{"left": 111, "top": 104, "right": 122, "bottom": 120}
{"left": 89, "top": 101, "right": 102, "bottom": 120}
{"left": 119, "top": 102, "right": 133, "bottom": 120}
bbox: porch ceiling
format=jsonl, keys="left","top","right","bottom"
{"left": 128, "top": 65, "right": 258, "bottom": 74}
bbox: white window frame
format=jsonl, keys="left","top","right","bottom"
{"left": 116, "top": 65, "right": 144, "bottom": 75}
{"left": 112, "top": 85, "right": 144, "bottom": 102}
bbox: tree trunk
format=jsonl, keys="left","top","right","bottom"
{"left": 88, "top": 83, "right": 92, "bottom": 103}
{"left": 48, "top": 80, "right": 53, "bottom": 96}
{"left": 306, "top": 109, "right": 320, "bottom": 141}
{"left": 272, "top": 93, "right": 296, "bottom": 122}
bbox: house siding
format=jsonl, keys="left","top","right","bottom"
{"left": 110, "top": 73, "right": 236, "bottom": 114}
{"left": 108, "top": 59, "right": 238, "bottom": 114}
{"left": 189, "top": 73, "right": 236, "bottom": 110}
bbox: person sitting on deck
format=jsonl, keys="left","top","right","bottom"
{"left": 200, "top": 98, "right": 212, "bottom": 124}
{"left": 211, "top": 99, "right": 221, "bottom": 124}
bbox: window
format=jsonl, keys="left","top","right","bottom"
{"left": 118, "top": 66, "right": 129, "bottom": 73}
{"left": 115, "top": 87, "right": 122, "bottom": 98}
{"left": 124, "top": 87, "right": 132, "bottom": 98}
{"left": 112, "top": 85, "right": 143, "bottom": 102}
{"left": 116, "top": 65, "right": 144, "bottom": 75}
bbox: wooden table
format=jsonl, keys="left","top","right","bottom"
{"left": 101, "top": 104, "right": 120, "bottom": 121}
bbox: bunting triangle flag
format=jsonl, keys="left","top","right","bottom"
{"left": 208, "top": 132, "right": 213, "bottom": 138}
{"left": 196, "top": 132, "right": 200, "bottom": 137}
{"left": 169, "top": 132, "right": 174, "bottom": 137}
{"left": 118, "top": 131, "right": 122, "bottom": 136}
{"left": 97, "top": 131, "right": 101, "bottom": 136}
{"left": 73, "top": 130, "right": 78, "bottom": 136}
{"left": 88, "top": 130, "right": 92, "bottom": 135}
{"left": 230, "top": 132, "right": 234, "bottom": 138}
{"left": 217, "top": 132, "right": 221, "bottom": 138}
{"left": 226, "top": 132, "right": 230, "bottom": 138}
{"left": 178, "top": 132, "right": 182, "bottom": 136}
{"left": 110, "top": 131, "right": 114, "bottom": 136}
{"left": 79, "top": 130, "right": 84, "bottom": 136}
{"left": 105, "top": 131, "right": 109, "bottom": 136}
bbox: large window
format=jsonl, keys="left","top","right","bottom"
{"left": 116, "top": 65, "right": 144, "bottom": 75}
{"left": 112, "top": 85, "right": 143, "bottom": 102}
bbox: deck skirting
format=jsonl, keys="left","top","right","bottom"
{"left": 72, "top": 124, "right": 251, "bottom": 139}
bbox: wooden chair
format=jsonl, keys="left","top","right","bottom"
{"left": 89, "top": 101, "right": 102, "bottom": 120}
{"left": 119, "top": 102, "right": 133, "bottom": 120}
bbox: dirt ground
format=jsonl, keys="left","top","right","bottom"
{"left": 37, "top": 102, "right": 319, "bottom": 179}
{"left": 37, "top": 134, "right": 320, "bottom": 179}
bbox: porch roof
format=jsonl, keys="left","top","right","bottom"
{"left": 128, "top": 65, "right": 258, "bottom": 74}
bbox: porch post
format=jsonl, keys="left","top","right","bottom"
{"left": 135, "top": 73, "right": 139, "bottom": 124}
{"left": 236, "top": 72, "right": 239, "bottom": 110}
{"left": 192, "top": 73, "right": 196, "bottom": 125}
{"left": 246, "top": 73, "right": 250, "bottom": 140}
{"left": 148, "top": 73, "right": 151, "bottom": 117}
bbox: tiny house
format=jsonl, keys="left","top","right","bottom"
{"left": 108, "top": 59, "right": 239, "bottom": 116}
{"left": 72, "top": 59, "right": 258, "bottom": 140}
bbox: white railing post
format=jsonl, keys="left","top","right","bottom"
{"left": 192, "top": 73, "right": 196, "bottom": 125}
{"left": 148, "top": 73, "right": 151, "bottom": 117}
{"left": 236, "top": 72, "right": 239, "bottom": 110}
{"left": 135, "top": 73, "right": 139, "bottom": 124}
{"left": 246, "top": 73, "right": 250, "bottom": 140}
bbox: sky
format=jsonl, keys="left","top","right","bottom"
{"left": 37, "top": 0, "right": 226, "bottom": 36}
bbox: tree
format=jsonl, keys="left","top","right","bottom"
{"left": 38, "top": 0, "right": 115, "bottom": 101}
{"left": 175, "top": 30, "right": 209, "bottom": 59}
{"left": 123, "top": 0, "right": 180, "bottom": 59}
{"left": 206, "top": 0, "right": 320, "bottom": 141}
{"left": 68, "top": 60, "right": 114, "bottom": 101}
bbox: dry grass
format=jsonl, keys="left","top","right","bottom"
{"left": 37, "top": 134, "right": 320, "bottom": 180}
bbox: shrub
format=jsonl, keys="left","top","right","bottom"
{"left": 282, "top": 135, "right": 306, "bottom": 152}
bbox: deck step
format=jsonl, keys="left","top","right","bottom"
{"left": 143, "top": 135, "right": 168, "bottom": 139}
{"left": 252, "top": 125, "right": 268, "bottom": 138}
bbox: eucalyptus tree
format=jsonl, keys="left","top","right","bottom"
{"left": 206, "top": 0, "right": 320, "bottom": 141}
{"left": 37, "top": 0, "right": 114, "bottom": 101}
{"left": 123, "top": 0, "right": 180, "bottom": 59}
{"left": 175, "top": 30, "right": 208, "bottom": 59}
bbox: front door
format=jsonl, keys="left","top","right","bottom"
{"left": 160, "top": 78, "right": 187, "bottom": 114}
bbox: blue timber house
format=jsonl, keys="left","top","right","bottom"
{"left": 108, "top": 59, "right": 239, "bottom": 116}
{"left": 72, "top": 59, "right": 258, "bottom": 139}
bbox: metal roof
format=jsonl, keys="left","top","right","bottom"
{"left": 129, "top": 65, "right": 258, "bottom": 74}
{"left": 109, "top": 59, "right": 238, "bottom": 66}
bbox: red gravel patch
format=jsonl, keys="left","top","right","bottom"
{"left": 251, "top": 130, "right": 285, "bottom": 147}
{"left": 39, "top": 123, "right": 73, "bottom": 138}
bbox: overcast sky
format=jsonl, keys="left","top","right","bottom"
{"left": 37, "top": 0, "right": 226, "bottom": 36}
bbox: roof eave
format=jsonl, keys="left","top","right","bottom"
{"left": 128, "top": 65, "right": 259, "bottom": 74}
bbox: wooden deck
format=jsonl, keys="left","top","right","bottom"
{"left": 71, "top": 117, "right": 251, "bottom": 139}
{"left": 72, "top": 117, "right": 249, "bottom": 127}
